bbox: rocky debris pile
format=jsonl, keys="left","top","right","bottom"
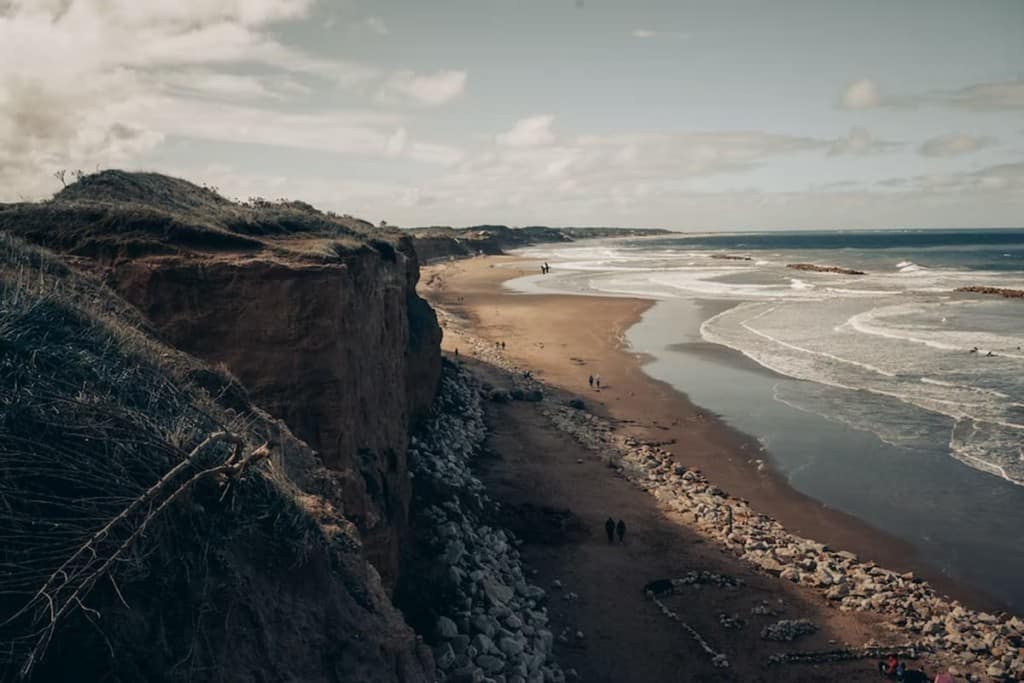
{"left": 955, "top": 286, "right": 1024, "bottom": 300}
{"left": 438, "top": 311, "right": 1024, "bottom": 680}
{"left": 672, "top": 570, "right": 744, "bottom": 591}
{"left": 407, "top": 364, "right": 564, "bottom": 683}
{"left": 650, "top": 595, "right": 730, "bottom": 669}
{"left": 536, "top": 402, "right": 1024, "bottom": 680}
{"left": 761, "top": 619, "right": 818, "bottom": 642}
{"left": 719, "top": 613, "right": 746, "bottom": 630}
{"left": 710, "top": 255, "right": 753, "bottom": 261}
{"left": 767, "top": 644, "right": 929, "bottom": 666}
{"left": 787, "top": 263, "right": 866, "bottom": 275}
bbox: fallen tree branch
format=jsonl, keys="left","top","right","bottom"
{"left": 13, "top": 435, "right": 269, "bottom": 679}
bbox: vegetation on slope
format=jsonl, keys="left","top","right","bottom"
{"left": 0, "top": 170, "right": 400, "bottom": 263}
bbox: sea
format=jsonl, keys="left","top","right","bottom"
{"left": 508, "top": 228, "right": 1024, "bottom": 610}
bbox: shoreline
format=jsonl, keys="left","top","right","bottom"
{"left": 421, "top": 254, "right": 1002, "bottom": 615}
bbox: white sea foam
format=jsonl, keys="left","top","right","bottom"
{"left": 507, "top": 240, "right": 1024, "bottom": 484}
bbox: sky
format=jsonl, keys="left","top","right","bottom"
{"left": 0, "top": 0, "right": 1022, "bottom": 230}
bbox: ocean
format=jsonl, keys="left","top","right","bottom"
{"left": 509, "top": 228, "right": 1024, "bottom": 609}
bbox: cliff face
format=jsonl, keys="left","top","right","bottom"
{"left": 0, "top": 233, "right": 434, "bottom": 682}
{"left": 108, "top": 239, "right": 439, "bottom": 583}
{"left": 0, "top": 171, "right": 442, "bottom": 589}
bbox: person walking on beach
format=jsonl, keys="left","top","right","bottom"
{"left": 604, "top": 517, "right": 615, "bottom": 543}
{"left": 544, "top": 262, "right": 550, "bottom": 274}
{"left": 588, "top": 374, "right": 594, "bottom": 388}
{"left": 594, "top": 374, "right": 601, "bottom": 389}
{"left": 616, "top": 519, "right": 626, "bottom": 543}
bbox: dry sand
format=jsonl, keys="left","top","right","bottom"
{"left": 418, "top": 254, "right": 985, "bottom": 682}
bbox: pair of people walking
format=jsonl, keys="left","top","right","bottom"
{"left": 604, "top": 517, "right": 626, "bottom": 543}
{"left": 588, "top": 374, "right": 601, "bottom": 389}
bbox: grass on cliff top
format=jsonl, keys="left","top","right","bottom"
{"left": 0, "top": 170, "right": 404, "bottom": 263}
{"left": 0, "top": 234, "right": 339, "bottom": 680}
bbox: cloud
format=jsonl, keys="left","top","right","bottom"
{"left": 632, "top": 29, "right": 656, "bottom": 38}
{"left": 364, "top": 16, "right": 390, "bottom": 35}
{"left": 919, "top": 133, "right": 994, "bottom": 157}
{"left": 827, "top": 127, "right": 899, "bottom": 156}
{"left": 839, "top": 79, "right": 881, "bottom": 110}
{"left": 377, "top": 69, "right": 467, "bottom": 106}
{"left": 496, "top": 115, "right": 557, "bottom": 147}
{"left": 0, "top": 0, "right": 466, "bottom": 200}
{"left": 928, "top": 80, "right": 1024, "bottom": 111}
{"left": 842, "top": 78, "right": 1024, "bottom": 111}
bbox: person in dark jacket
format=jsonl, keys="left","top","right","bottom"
{"left": 616, "top": 519, "right": 626, "bottom": 543}
{"left": 604, "top": 517, "right": 615, "bottom": 543}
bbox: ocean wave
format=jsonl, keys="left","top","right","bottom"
{"left": 701, "top": 300, "right": 1024, "bottom": 485}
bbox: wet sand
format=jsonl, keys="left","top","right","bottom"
{"left": 421, "top": 254, "right": 997, "bottom": 614}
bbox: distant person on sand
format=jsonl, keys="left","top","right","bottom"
{"left": 545, "top": 262, "right": 550, "bottom": 273}
{"left": 604, "top": 517, "right": 615, "bottom": 543}
{"left": 588, "top": 374, "right": 594, "bottom": 388}
{"left": 879, "top": 654, "right": 898, "bottom": 677}
{"left": 595, "top": 374, "right": 601, "bottom": 389}
{"left": 616, "top": 519, "right": 626, "bottom": 543}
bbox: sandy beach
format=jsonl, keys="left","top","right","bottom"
{"left": 422, "top": 254, "right": 991, "bottom": 609}
{"left": 415, "top": 254, "right": 1015, "bottom": 679}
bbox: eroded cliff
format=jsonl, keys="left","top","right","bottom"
{"left": 0, "top": 233, "right": 434, "bottom": 682}
{"left": 0, "top": 171, "right": 442, "bottom": 589}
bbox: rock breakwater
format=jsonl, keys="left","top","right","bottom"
{"left": 403, "top": 362, "right": 565, "bottom": 683}
{"left": 955, "top": 286, "right": 1024, "bottom": 300}
{"left": 787, "top": 263, "right": 866, "bottom": 275}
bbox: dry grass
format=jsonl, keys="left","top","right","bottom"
{"left": 0, "top": 170, "right": 403, "bottom": 264}
{"left": 0, "top": 234, "right": 333, "bottom": 680}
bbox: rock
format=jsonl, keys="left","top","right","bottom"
{"left": 500, "top": 636, "right": 525, "bottom": 657}
{"left": 476, "top": 654, "right": 506, "bottom": 674}
{"left": 524, "top": 389, "right": 544, "bottom": 402}
{"left": 482, "top": 577, "right": 515, "bottom": 605}
{"left": 437, "top": 616, "right": 459, "bottom": 639}
{"left": 491, "top": 389, "right": 511, "bottom": 403}
{"left": 435, "top": 642, "right": 457, "bottom": 670}
{"left": 473, "top": 633, "right": 496, "bottom": 655}
{"left": 566, "top": 398, "right": 586, "bottom": 410}
{"left": 987, "top": 661, "right": 1008, "bottom": 679}
{"left": 473, "top": 613, "right": 497, "bottom": 639}
{"left": 779, "top": 567, "right": 801, "bottom": 582}
{"left": 760, "top": 619, "right": 818, "bottom": 642}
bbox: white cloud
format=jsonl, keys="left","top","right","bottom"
{"left": 919, "top": 133, "right": 994, "bottom": 157}
{"left": 496, "top": 115, "right": 557, "bottom": 147}
{"left": 378, "top": 70, "right": 467, "bottom": 106}
{"left": 844, "top": 79, "right": 1024, "bottom": 112}
{"left": 839, "top": 78, "right": 881, "bottom": 110}
{"left": 929, "top": 80, "right": 1024, "bottom": 111}
{"left": 364, "top": 16, "right": 389, "bottom": 35}
{"left": 632, "top": 29, "right": 656, "bottom": 38}
{"left": 385, "top": 127, "right": 408, "bottom": 157}
{"left": 0, "top": 0, "right": 466, "bottom": 200}
{"left": 828, "top": 127, "right": 899, "bottom": 156}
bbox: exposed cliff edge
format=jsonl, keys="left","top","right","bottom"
{"left": 0, "top": 233, "right": 433, "bottom": 681}
{"left": 408, "top": 225, "right": 670, "bottom": 263}
{"left": 0, "top": 171, "right": 442, "bottom": 589}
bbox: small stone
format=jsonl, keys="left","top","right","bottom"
{"left": 437, "top": 615, "right": 459, "bottom": 639}
{"left": 476, "top": 653, "right": 506, "bottom": 674}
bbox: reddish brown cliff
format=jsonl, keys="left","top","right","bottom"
{"left": 0, "top": 171, "right": 441, "bottom": 589}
